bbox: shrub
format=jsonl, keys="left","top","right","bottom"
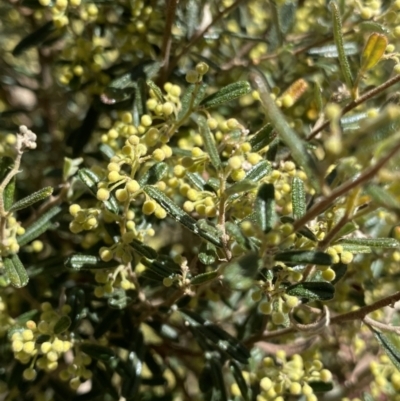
{"left": 1, "top": 0, "right": 400, "bottom": 400}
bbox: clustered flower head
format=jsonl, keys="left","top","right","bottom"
{"left": 10, "top": 302, "right": 73, "bottom": 381}
{"left": 232, "top": 351, "right": 332, "bottom": 401}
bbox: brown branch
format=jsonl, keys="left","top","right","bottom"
{"left": 292, "top": 138, "right": 400, "bottom": 232}
{"left": 159, "top": 0, "right": 179, "bottom": 83}
{"left": 246, "top": 291, "right": 400, "bottom": 344}
{"left": 308, "top": 73, "right": 400, "bottom": 140}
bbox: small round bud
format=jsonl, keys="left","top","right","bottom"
{"left": 23, "top": 368, "right": 37, "bottom": 381}
{"left": 99, "top": 247, "right": 113, "bottom": 262}
{"left": 185, "top": 70, "right": 199, "bottom": 83}
{"left": 126, "top": 180, "right": 140, "bottom": 193}
{"left": 321, "top": 268, "right": 336, "bottom": 282}
{"left": 142, "top": 200, "right": 157, "bottom": 215}
{"left": 69, "top": 204, "right": 81, "bottom": 216}
{"left": 272, "top": 311, "right": 286, "bottom": 325}
{"left": 162, "top": 102, "right": 174, "bottom": 116}
{"left": 260, "top": 377, "right": 272, "bottom": 392}
{"left": 116, "top": 188, "right": 129, "bottom": 202}
{"left": 140, "top": 114, "right": 153, "bottom": 127}
{"left": 195, "top": 62, "right": 209, "bottom": 75}
{"left": 259, "top": 300, "right": 273, "bottom": 314}
{"left": 96, "top": 188, "right": 110, "bottom": 201}
{"left": 207, "top": 118, "right": 218, "bottom": 130}
{"left": 228, "top": 156, "right": 242, "bottom": 170}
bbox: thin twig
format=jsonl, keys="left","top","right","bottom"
{"left": 308, "top": 73, "right": 400, "bottom": 140}
{"left": 292, "top": 138, "right": 400, "bottom": 232}
{"left": 159, "top": 0, "right": 179, "bottom": 83}
{"left": 167, "top": 0, "right": 246, "bottom": 76}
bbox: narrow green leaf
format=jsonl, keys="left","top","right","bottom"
{"left": 200, "top": 81, "right": 251, "bottom": 108}
{"left": 372, "top": 328, "right": 400, "bottom": 371}
{"left": 190, "top": 270, "right": 219, "bottom": 285}
{"left": 331, "top": 262, "right": 348, "bottom": 285}
{"left": 80, "top": 343, "right": 116, "bottom": 362}
{"left": 339, "top": 237, "right": 399, "bottom": 248}
{"left": 3, "top": 254, "right": 29, "bottom": 288}
{"left": 197, "top": 115, "right": 221, "bottom": 170}
{"left": 286, "top": 282, "right": 335, "bottom": 301}
{"left": 339, "top": 243, "right": 372, "bottom": 253}
{"left": 12, "top": 21, "right": 57, "bottom": 56}
{"left": 255, "top": 183, "right": 276, "bottom": 233}
{"left": 360, "top": 33, "right": 388, "bottom": 72}
{"left": 198, "top": 242, "right": 217, "bottom": 265}
{"left": 67, "top": 287, "right": 85, "bottom": 331}
{"left": 225, "top": 221, "right": 251, "bottom": 250}
{"left": 251, "top": 71, "right": 321, "bottom": 192}
{"left": 309, "top": 381, "right": 334, "bottom": 392}
{"left": 330, "top": 1, "right": 354, "bottom": 90}
{"left": 17, "top": 206, "right": 61, "bottom": 246}
{"left": 292, "top": 177, "right": 306, "bottom": 219}
{"left": 209, "top": 357, "right": 228, "bottom": 401}
{"left": 64, "top": 254, "right": 119, "bottom": 270}
{"left": 249, "top": 124, "right": 276, "bottom": 152}
{"left": 365, "top": 184, "right": 400, "bottom": 211}
{"left": 245, "top": 160, "right": 272, "bottom": 182}
{"left": 186, "top": 172, "right": 205, "bottom": 190}
{"left": 138, "top": 162, "right": 168, "bottom": 186}
{"left": 363, "top": 393, "right": 375, "bottom": 401}
{"left": 53, "top": 315, "right": 71, "bottom": 335}
{"left": 229, "top": 361, "right": 249, "bottom": 401}
{"left": 9, "top": 186, "right": 53, "bottom": 212}
{"left": 143, "top": 186, "right": 222, "bottom": 247}
{"left": 146, "top": 80, "right": 164, "bottom": 102}
{"left": 130, "top": 239, "right": 158, "bottom": 260}
{"left": 274, "top": 250, "right": 333, "bottom": 265}
{"left": 227, "top": 179, "right": 258, "bottom": 197}
{"left": 63, "top": 157, "right": 84, "bottom": 181}
{"left": 359, "top": 21, "right": 389, "bottom": 34}
{"left": 177, "top": 83, "right": 208, "bottom": 120}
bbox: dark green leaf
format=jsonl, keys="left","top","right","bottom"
{"left": 143, "top": 186, "right": 222, "bottom": 247}
{"left": 80, "top": 343, "right": 116, "bottom": 362}
{"left": 274, "top": 250, "right": 332, "bottom": 265}
{"left": 200, "top": 81, "right": 251, "bottom": 108}
{"left": 190, "top": 270, "right": 219, "bottom": 285}
{"left": 365, "top": 184, "right": 400, "bottom": 211}
{"left": 255, "top": 183, "right": 276, "bottom": 233}
{"left": 146, "top": 80, "right": 164, "bottom": 102}
{"left": 3, "top": 254, "right": 29, "bottom": 288}
{"left": 331, "top": 262, "right": 347, "bottom": 285}
{"left": 64, "top": 254, "right": 119, "bottom": 270}
{"left": 286, "top": 282, "right": 335, "bottom": 301}
{"left": 53, "top": 315, "right": 71, "bottom": 335}
{"left": 229, "top": 361, "right": 249, "bottom": 401}
{"left": 292, "top": 177, "right": 306, "bottom": 219}
{"left": 372, "top": 328, "right": 400, "bottom": 371}
{"left": 177, "top": 83, "right": 208, "bottom": 120}
{"left": 249, "top": 124, "right": 276, "bottom": 152}
{"left": 198, "top": 242, "right": 217, "bottom": 265}
{"left": 17, "top": 206, "right": 61, "bottom": 247}
{"left": 130, "top": 239, "right": 158, "bottom": 259}
{"left": 209, "top": 357, "right": 228, "bottom": 401}
{"left": 67, "top": 287, "right": 85, "bottom": 331}
{"left": 339, "top": 237, "right": 399, "bottom": 248}
{"left": 12, "top": 21, "right": 57, "bottom": 56}
{"left": 224, "top": 252, "right": 261, "bottom": 291}
{"left": 309, "top": 381, "right": 334, "bottom": 392}
{"left": 197, "top": 115, "right": 221, "bottom": 170}
{"left": 226, "top": 179, "right": 257, "bottom": 197}
{"left": 330, "top": 1, "right": 354, "bottom": 90}
{"left": 138, "top": 162, "right": 168, "bottom": 186}
{"left": 186, "top": 172, "right": 206, "bottom": 191}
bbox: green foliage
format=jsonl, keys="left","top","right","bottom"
{"left": 2, "top": 0, "right": 400, "bottom": 400}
